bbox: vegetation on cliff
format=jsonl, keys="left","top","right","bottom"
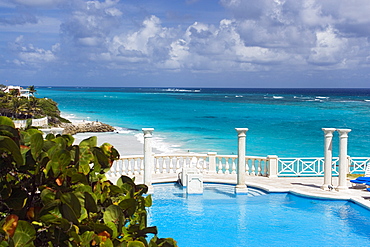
{"left": 0, "top": 85, "right": 69, "bottom": 124}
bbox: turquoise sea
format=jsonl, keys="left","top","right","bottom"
{"left": 36, "top": 87, "right": 370, "bottom": 158}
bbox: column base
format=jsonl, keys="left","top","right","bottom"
{"left": 336, "top": 185, "right": 348, "bottom": 191}
{"left": 321, "top": 184, "right": 334, "bottom": 191}
{"left": 147, "top": 185, "right": 154, "bottom": 194}
{"left": 235, "top": 185, "right": 248, "bottom": 194}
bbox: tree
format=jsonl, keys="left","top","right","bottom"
{"left": 27, "top": 86, "right": 36, "bottom": 97}
{"left": 0, "top": 117, "right": 177, "bottom": 247}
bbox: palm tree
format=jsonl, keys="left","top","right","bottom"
{"left": 27, "top": 85, "right": 37, "bottom": 96}
{"left": 10, "top": 97, "right": 27, "bottom": 119}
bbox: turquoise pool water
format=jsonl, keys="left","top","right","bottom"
{"left": 149, "top": 183, "right": 370, "bottom": 246}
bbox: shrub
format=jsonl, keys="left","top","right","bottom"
{"left": 0, "top": 117, "right": 177, "bottom": 247}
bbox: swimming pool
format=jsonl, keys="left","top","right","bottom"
{"left": 148, "top": 183, "right": 370, "bottom": 246}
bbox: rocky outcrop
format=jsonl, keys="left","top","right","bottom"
{"left": 60, "top": 121, "right": 115, "bottom": 135}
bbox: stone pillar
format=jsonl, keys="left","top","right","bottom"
{"left": 321, "top": 128, "right": 336, "bottom": 190}
{"left": 337, "top": 129, "right": 351, "bottom": 191}
{"left": 267, "top": 155, "right": 278, "bottom": 178}
{"left": 207, "top": 152, "right": 217, "bottom": 175}
{"left": 142, "top": 128, "right": 154, "bottom": 194}
{"left": 235, "top": 128, "right": 248, "bottom": 194}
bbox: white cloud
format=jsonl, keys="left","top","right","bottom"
{"left": 308, "top": 26, "right": 348, "bottom": 66}
{"left": 9, "top": 35, "right": 58, "bottom": 67}
{"left": 4, "top": 0, "right": 370, "bottom": 84}
{"left": 12, "top": 0, "right": 64, "bottom": 7}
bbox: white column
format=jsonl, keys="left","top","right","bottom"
{"left": 142, "top": 128, "right": 154, "bottom": 194}
{"left": 321, "top": 128, "right": 336, "bottom": 190}
{"left": 337, "top": 129, "right": 351, "bottom": 191}
{"left": 207, "top": 152, "right": 217, "bottom": 175}
{"left": 267, "top": 155, "right": 278, "bottom": 178}
{"left": 235, "top": 128, "right": 248, "bottom": 194}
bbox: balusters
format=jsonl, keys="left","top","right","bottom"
{"left": 176, "top": 157, "right": 181, "bottom": 172}
{"left": 169, "top": 157, "right": 175, "bottom": 173}
{"left": 225, "top": 158, "right": 230, "bottom": 174}
{"left": 249, "top": 159, "right": 255, "bottom": 176}
{"left": 155, "top": 158, "right": 160, "bottom": 174}
{"left": 133, "top": 158, "right": 139, "bottom": 175}
{"left": 231, "top": 158, "right": 236, "bottom": 174}
{"left": 139, "top": 158, "right": 144, "bottom": 175}
{"left": 162, "top": 156, "right": 168, "bottom": 173}
{"left": 256, "top": 159, "right": 262, "bottom": 176}
{"left": 218, "top": 158, "right": 223, "bottom": 174}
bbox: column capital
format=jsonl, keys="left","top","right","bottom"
{"left": 142, "top": 128, "right": 154, "bottom": 137}
{"left": 207, "top": 152, "right": 217, "bottom": 156}
{"left": 235, "top": 128, "right": 249, "bottom": 137}
{"left": 322, "top": 128, "right": 336, "bottom": 136}
{"left": 337, "top": 129, "right": 351, "bottom": 138}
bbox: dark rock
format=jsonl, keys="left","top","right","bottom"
{"left": 60, "top": 121, "right": 115, "bottom": 135}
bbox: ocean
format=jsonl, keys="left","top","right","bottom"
{"left": 36, "top": 87, "right": 370, "bottom": 158}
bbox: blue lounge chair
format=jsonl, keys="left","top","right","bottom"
{"left": 350, "top": 177, "right": 370, "bottom": 183}
{"left": 350, "top": 163, "right": 370, "bottom": 187}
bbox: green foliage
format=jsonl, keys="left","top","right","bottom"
{"left": 0, "top": 117, "right": 177, "bottom": 247}
{"left": 0, "top": 86, "right": 69, "bottom": 123}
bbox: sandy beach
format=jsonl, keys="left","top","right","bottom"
{"left": 73, "top": 132, "right": 135, "bottom": 155}
{"left": 72, "top": 131, "right": 161, "bottom": 156}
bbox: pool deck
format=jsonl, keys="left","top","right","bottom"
{"left": 152, "top": 174, "right": 370, "bottom": 209}
{"left": 108, "top": 173, "right": 370, "bottom": 209}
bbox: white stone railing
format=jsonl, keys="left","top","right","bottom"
{"left": 106, "top": 154, "right": 370, "bottom": 179}
{"left": 14, "top": 117, "right": 48, "bottom": 129}
{"left": 106, "top": 127, "right": 369, "bottom": 192}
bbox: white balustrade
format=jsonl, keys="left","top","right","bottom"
{"left": 110, "top": 154, "right": 370, "bottom": 179}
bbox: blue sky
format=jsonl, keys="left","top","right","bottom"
{"left": 1, "top": 0, "right": 370, "bottom": 88}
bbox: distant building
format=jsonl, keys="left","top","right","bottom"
{"left": 2, "top": 85, "right": 31, "bottom": 98}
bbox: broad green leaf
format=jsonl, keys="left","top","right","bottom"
{"left": 117, "top": 176, "right": 135, "bottom": 188}
{"left": 78, "top": 147, "right": 94, "bottom": 175}
{"left": 53, "top": 136, "right": 67, "bottom": 149}
{"left": 144, "top": 195, "right": 152, "bottom": 207}
{"left": 79, "top": 136, "right": 97, "bottom": 148}
{"left": 103, "top": 205, "right": 123, "bottom": 231}
{"left": 45, "top": 133, "right": 55, "bottom": 141}
{"left": 105, "top": 221, "right": 118, "bottom": 239}
{"left": 127, "top": 241, "right": 146, "bottom": 247}
{"left": 99, "top": 238, "right": 113, "bottom": 247}
{"left": 118, "top": 199, "right": 137, "bottom": 218}
{"left": 43, "top": 140, "right": 56, "bottom": 152}
{"left": 0, "top": 240, "right": 9, "bottom": 247}
{"left": 61, "top": 193, "right": 81, "bottom": 219}
{"left": 80, "top": 231, "right": 95, "bottom": 246}
{"left": 84, "top": 192, "right": 98, "bottom": 213}
{"left": 0, "top": 136, "right": 23, "bottom": 166}
{"left": 40, "top": 188, "right": 55, "bottom": 204}
{"left": 12, "top": 220, "right": 36, "bottom": 247}
{"left": 135, "top": 184, "right": 148, "bottom": 195}
{"left": 60, "top": 204, "right": 79, "bottom": 225}
{"left": 39, "top": 200, "right": 61, "bottom": 217}
{"left": 30, "top": 132, "right": 43, "bottom": 160}
{"left": 138, "top": 226, "right": 157, "bottom": 236}
{"left": 61, "top": 134, "right": 74, "bottom": 147}
{"left": 91, "top": 223, "right": 113, "bottom": 237}
{"left": 0, "top": 125, "right": 20, "bottom": 143}
{"left": 0, "top": 116, "right": 15, "bottom": 128}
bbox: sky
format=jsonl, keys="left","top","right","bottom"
{"left": 1, "top": 0, "right": 370, "bottom": 88}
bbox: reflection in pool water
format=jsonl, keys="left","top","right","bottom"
{"left": 148, "top": 183, "right": 370, "bottom": 246}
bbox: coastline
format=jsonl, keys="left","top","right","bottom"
{"left": 62, "top": 114, "right": 174, "bottom": 156}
